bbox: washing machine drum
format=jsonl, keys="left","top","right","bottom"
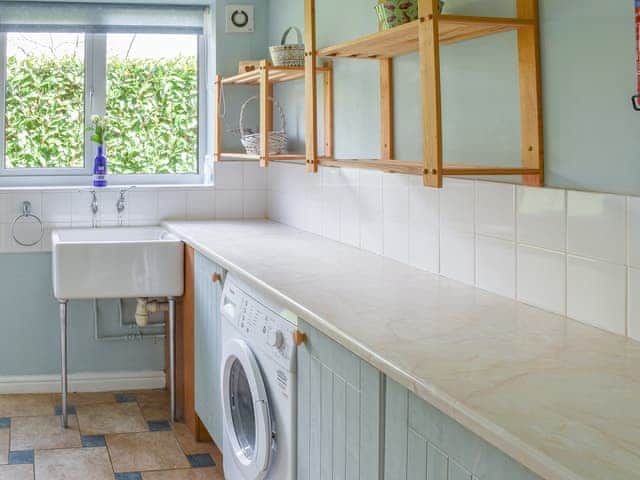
{"left": 222, "top": 339, "right": 274, "bottom": 479}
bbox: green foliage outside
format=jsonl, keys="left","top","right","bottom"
{"left": 5, "top": 54, "right": 198, "bottom": 174}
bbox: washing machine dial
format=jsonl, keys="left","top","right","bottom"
{"left": 268, "top": 329, "right": 284, "bottom": 350}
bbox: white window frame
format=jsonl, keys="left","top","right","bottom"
{"left": 0, "top": 31, "right": 207, "bottom": 186}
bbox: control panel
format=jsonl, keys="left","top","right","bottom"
{"left": 221, "top": 277, "right": 296, "bottom": 370}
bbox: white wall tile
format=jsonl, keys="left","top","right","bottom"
{"left": 186, "top": 189, "right": 215, "bottom": 220}
{"left": 0, "top": 194, "right": 7, "bottom": 224}
{"left": 71, "top": 191, "right": 96, "bottom": 226}
{"left": 408, "top": 179, "right": 439, "bottom": 273}
{"left": 98, "top": 190, "right": 123, "bottom": 225}
{"left": 383, "top": 174, "right": 409, "bottom": 264}
{"left": 339, "top": 169, "right": 360, "bottom": 248}
{"left": 5, "top": 219, "right": 44, "bottom": 252}
{"left": 243, "top": 162, "right": 267, "bottom": 190}
{"left": 215, "top": 190, "right": 243, "bottom": 220}
{"left": 476, "top": 236, "right": 516, "bottom": 298}
{"left": 627, "top": 196, "right": 640, "bottom": 268}
{"left": 359, "top": 184, "right": 383, "bottom": 256}
{"left": 304, "top": 177, "right": 323, "bottom": 235}
{"left": 321, "top": 191, "right": 341, "bottom": 241}
{"left": 157, "top": 190, "right": 187, "bottom": 221}
{"left": 567, "top": 191, "right": 626, "bottom": 264}
{"left": 628, "top": 267, "right": 640, "bottom": 341}
{"left": 440, "top": 230, "right": 475, "bottom": 285}
{"left": 215, "top": 162, "right": 244, "bottom": 190}
{"left": 42, "top": 192, "right": 71, "bottom": 224}
{"left": 517, "top": 185, "right": 566, "bottom": 252}
{"left": 243, "top": 190, "right": 267, "bottom": 219}
{"left": 476, "top": 182, "right": 515, "bottom": 240}
{"left": 567, "top": 255, "right": 626, "bottom": 335}
{"left": 440, "top": 178, "right": 474, "bottom": 234}
{"left": 517, "top": 245, "right": 566, "bottom": 315}
{"left": 128, "top": 191, "right": 158, "bottom": 226}
{"left": 8, "top": 192, "right": 42, "bottom": 218}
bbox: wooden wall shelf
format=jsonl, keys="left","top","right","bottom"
{"left": 318, "top": 16, "right": 535, "bottom": 59}
{"left": 215, "top": 60, "right": 334, "bottom": 168}
{"left": 304, "top": 0, "right": 544, "bottom": 188}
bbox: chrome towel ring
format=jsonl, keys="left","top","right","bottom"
{"left": 11, "top": 201, "right": 44, "bottom": 247}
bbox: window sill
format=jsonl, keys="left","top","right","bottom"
{"left": 0, "top": 183, "right": 214, "bottom": 193}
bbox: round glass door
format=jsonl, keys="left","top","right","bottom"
{"left": 229, "top": 359, "right": 256, "bottom": 460}
{"left": 222, "top": 339, "right": 272, "bottom": 479}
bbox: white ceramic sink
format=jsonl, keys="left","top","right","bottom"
{"left": 52, "top": 227, "right": 184, "bottom": 300}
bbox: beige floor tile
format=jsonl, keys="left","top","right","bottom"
{"left": 0, "top": 464, "right": 33, "bottom": 480}
{"left": 172, "top": 423, "right": 217, "bottom": 456}
{"left": 143, "top": 467, "right": 224, "bottom": 480}
{"left": 0, "top": 430, "right": 8, "bottom": 465}
{"left": 11, "top": 415, "right": 82, "bottom": 451}
{"left": 35, "top": 447, "right": 113, "bottom": 480}
{"left": 67, "top": 392, "right": 116, "bottom": 406}
{"left": 107, "top": 431, "right": 190, "bottom": 473}
{"left": 137, "top": 390, "right": 170, "bottom": 421}
{"left": 0, "top": 394, "right": 56, "bottom": 417}
{"left": 76, "top": 402, "right": 147, "bottom": 435}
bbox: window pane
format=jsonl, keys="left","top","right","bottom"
{"left": 5, "top": 33, "right": 85, "bottom": 169}
{"left": 106, "top": 34, "right": 198, "bottom": 175}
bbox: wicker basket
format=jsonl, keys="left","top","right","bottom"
{"left": 269, "top": 26, "right": 305, "bottom": 67}
{"left": 239, "top": 96, "right": 288, "bottom": 155}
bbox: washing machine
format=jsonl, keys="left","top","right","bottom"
{"left": 220, "top": 274, "right": 297, "bottom": 480}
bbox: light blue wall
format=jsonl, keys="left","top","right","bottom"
{"left": 214, "top": 0, "right": 271, "bottom": 153}
{"left": 267, "top": 0, "right": 640, "bottom": 195}
{"left": 0, "top": 253, "right": 164, "bottom": 376}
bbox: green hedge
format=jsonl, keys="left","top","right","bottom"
{"left": 5, "top": 55, "right": 198, "bottom": 174}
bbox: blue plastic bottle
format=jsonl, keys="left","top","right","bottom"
{"left": 93, "top": 144, "right": 107, "bottom": 188}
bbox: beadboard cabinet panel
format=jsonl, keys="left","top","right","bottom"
{"left": 385, "top": 379, "right": 540, "bottom": 480}
{"left": 194, "top": 251, "right": 224, "bottom": 448}
{"left": 297, "top": 320, "right": 384, "bottom": 480}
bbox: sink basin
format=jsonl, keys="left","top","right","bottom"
{"left": 52, "top": 227, "right": 184, "bottom": 300}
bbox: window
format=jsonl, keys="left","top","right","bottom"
{"left": 5, "top": 33, "right": 85, "bottom": 170}
{"left": 106, "top": 34, "right": 199, "bottom": 175}
{"left": 0, "top": 3, "right": 207, "bottom": 184}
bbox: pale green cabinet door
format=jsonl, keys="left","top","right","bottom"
{"left": 297, "top": 320, "right": 384, "bottom": 480}
{"left": 194, "top": 252, "right": 224, "bottom": 448}
{"left": 384, "top": 380, "right": 541, "bottom": 480}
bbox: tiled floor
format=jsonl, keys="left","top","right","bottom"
{"left": 0, "top": 390, "right": 224, "bottom": 480}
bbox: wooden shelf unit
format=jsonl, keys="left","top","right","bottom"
{"left": 304, "top": 0, "right": 544, "bottom": 187}
{"left": 215, "top": 60, "right": 334, "bottom": 168}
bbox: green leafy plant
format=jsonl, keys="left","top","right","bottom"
{"left": 89, "top": 114, "right": 111, "bottom": 145}
{"left": 5, "top": 54, "right": 198, "bottom": 174}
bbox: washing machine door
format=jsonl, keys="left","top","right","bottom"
{"left": 222, "top": 338, "right": 273, "bottom": 479}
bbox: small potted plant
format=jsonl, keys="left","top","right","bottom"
{"left": 89, "top": 115, "right": 110, "bottom": 188}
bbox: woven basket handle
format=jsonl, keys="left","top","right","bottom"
{"left": 239, "top": 96, "right": 287, "bottom": 138}
{"left": 280, "top": 26, "right": 303, "bottom": 46}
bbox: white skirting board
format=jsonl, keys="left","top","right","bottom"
{"left": 0, "top": 370, "right": 166, "bottom": 394}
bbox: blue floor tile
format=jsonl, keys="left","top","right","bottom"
{"left": 114, "top": 473, "right": 142, "bottom": 480}
{"left": 147, "top": 420, "right": 171, "bottom": 432}
{"left": 54, "top": 405, "right": 76, "bottom": 416}
{"left": 9, "top": 450, "right": 34, "bottom": 465}
{"left": 82, "top": 435, "right": 106, "bottom": 448}
{"left": 115, "top": 393, "right": 137, "bottom": 403}
{"left": 187, "top": 453, "right": 215, "bottom": 468}
{"left": 0, "top": 418, "right": 10, "bottom": 428}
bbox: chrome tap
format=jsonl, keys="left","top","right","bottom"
{"left": 116, "top": 186, "right": 135, "bottom": 226}
{"left": 90, "top": 190, "right": 99, "bottom": 216}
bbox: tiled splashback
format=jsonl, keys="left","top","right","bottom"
{"left": 267, "top": 162, "right": 640, "bottom": 341}
{"left": 0, "top": 161, "right": 267, "bottom": 253}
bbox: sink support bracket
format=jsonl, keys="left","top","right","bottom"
{"left": 59, "top": 299, "right": 69, "bottom": 428}
{"left": 168, "top": 297, "right": 176, "bottom": 423}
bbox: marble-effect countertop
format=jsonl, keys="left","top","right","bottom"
{"left": 164, "top": 220, "right": 640, "bottom": 480}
